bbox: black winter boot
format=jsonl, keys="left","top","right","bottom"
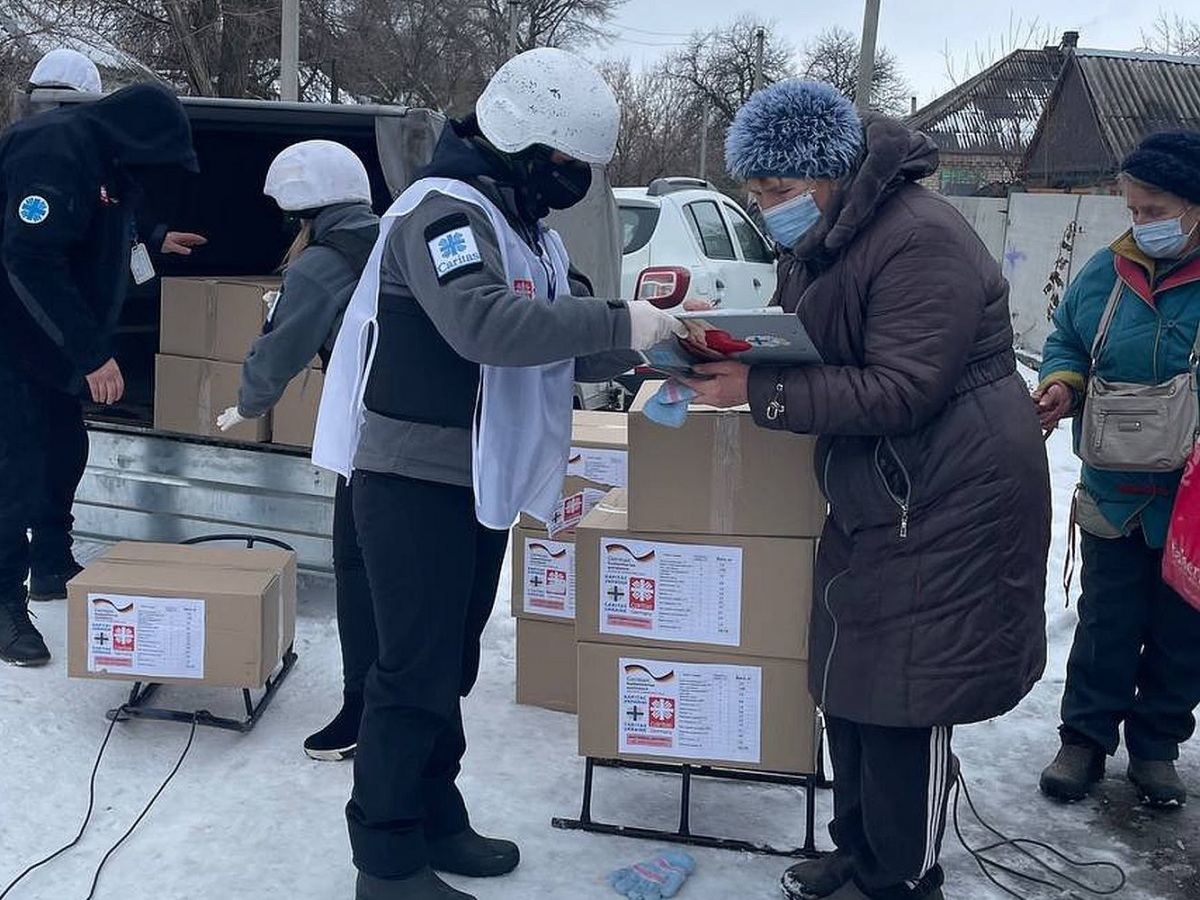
{"left": 0, "top": 599, "right": 51, "bottom": 666}
{"left": 355, "top": 868, "right": 475, "bottom": 899}
{"left": 28, "top": 560, "right": 83, "bottom": 602}
{"left": 1039, "top": 729, "right": 1105, "bottom": 801}
{"left": 781, "top": 851, "right": 856, "bottom": 899}
{"left": 428, "top": 828, "right": 520, "bottom": 877}
{"left": 304, "top": 691, "right": 363, "bottom": 760}
{"left": 1128, "top": 757, "right": 1187, "bottom": 807}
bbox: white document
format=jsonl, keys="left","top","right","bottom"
{"left": 547, "top": 487, "right": 608, "bottom": 538}
{"left": 619, "top": 657, "right": 762, "bottom": 764}
{"left": 598, "top": 536, "right": 742, "bottom": 645}
{"left": 522, "top": 536, "right": 576, "bottom": 618}
{"left": 567, "top": 446, "right": 627, "bottom": 488}
{"left": 86, "top": 593, "right": 205, "bottom": 679}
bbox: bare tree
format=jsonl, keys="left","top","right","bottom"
{"left": 941, "top": 14, "right": 1058, "bottom": 87}
{"left": 801, "top": 25, "right": 909, "bottom": 115}
{"left": 1139, "top": 12, "right": 1200, "bottom": 56}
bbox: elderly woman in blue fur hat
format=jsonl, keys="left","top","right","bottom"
{"left": 682, "top": 80, "right": 1052, "bottom": 900}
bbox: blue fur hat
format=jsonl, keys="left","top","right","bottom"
{"left": 725, "top": 79, "right": 863, "bottom": 181}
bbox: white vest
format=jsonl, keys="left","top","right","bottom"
{"left": 312, "top": 177, "right": 575, "bottom": 530}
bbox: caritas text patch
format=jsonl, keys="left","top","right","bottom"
{"left": 428, "top": 224, "right": 482, "bottom": 281}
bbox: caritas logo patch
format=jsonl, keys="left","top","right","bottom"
{"left": 112, "top": 624, "right": 136, "bottom": 652}
{"left": 649, "top": 695, "right": 676, "bottom": 729}
{"left": 628, "top": 577, "right": 656, "bottom": 611}
{"left": 513, "top": 278, "right": 535, "bottom": 300}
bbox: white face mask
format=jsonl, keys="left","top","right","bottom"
{"left": 1132, "top": 209, "right": 1197, "bottom": 259}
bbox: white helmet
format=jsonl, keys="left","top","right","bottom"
{"left": 29, "top": 49, "right": 102, "bottom": 93}
{"left": 476, "top": 47, "right": 620, "bottom": 165}
{"left": 264, "top": 140, "right": 372, "bottom": 211}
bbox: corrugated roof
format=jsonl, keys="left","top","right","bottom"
{"left": 907, "top": 47, "right": 1066, "bottom": 155}
{"left": 1073, "top": 49, "right": 1200, "bottom": 165}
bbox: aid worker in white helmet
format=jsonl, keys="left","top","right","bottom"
{"left": 312, "top": 47, "right": 685, "bottom": 900}
{"left": 218, "top": 140, "right": 381, "bottom": 764}
{"left": 28, "top": 48, "right": 102, "bottom": 93}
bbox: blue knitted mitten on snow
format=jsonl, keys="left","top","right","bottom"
{"left": 609, "top": 849, "right": 696, "bottom": 899}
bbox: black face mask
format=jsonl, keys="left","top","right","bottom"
{"left": 521, "top": 147, "right": 593, "bottom": 215}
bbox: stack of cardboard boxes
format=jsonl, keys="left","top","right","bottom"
{"left": 573, "top": 382, "right": 827, "bottom": 774}
{"left": 154, "top": 276, "right": 277, "bottom": 443}
{"left": 510, "top": 410, "right": 628, "bottom": 713}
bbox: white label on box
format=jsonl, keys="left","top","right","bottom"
{"left": 618, "top": 657, "right": 762, "bottom": 763}
{"left": 567, "top": 446, "right": 627, "bottom": 487}
{"left": 86, "top": 592, "right": 205, "bottom": 679}
{"left": 548, "top": 487, "right": 608, "bottom": 539}
{"left": 522, "top": 536, "right": 576, "bottom": 618}
{"left": 598, "top": 536, "right": 742, "bottom": 645}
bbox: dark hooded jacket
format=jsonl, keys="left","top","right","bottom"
{"left": 0, "top": 83, "right": 196, "bottom": 393}
{"left": 746, "top": 114, "right": 1051, "bottom": 727}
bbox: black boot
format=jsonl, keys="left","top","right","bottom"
{"left": 429, "top": 828, "right": 520, "bottom": 877}
{"left": 0, "top": 599, "right": 51, "bottom": 666}
{"left": 28, "top": 560, "right": 83, "bottom": 602}
{"left": 304, "top": 691, "right": 363, "bottom": 760}
{"left": 1039, "top": 729, "right": 1105, "bottom": 801}
{"left": 1128, "top": 757, "right": 1187, "bottom": 807}
{"left": 781, "top": 850, "right": 855, "bottom": 899}
{"left": 355, "top": 868, "right": 476, "bottom": 899}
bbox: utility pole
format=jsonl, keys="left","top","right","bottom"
{"left": 507, "top": 0, "right": 521, "bottom": 59}
{"left": 280, "top": 0, "right": 299, "bottom": 101}
{"left": 698, "top": 108, "right": 711, "bottom": 181}
{"left": 855, "top": 0, "right": 881, "bottom": 112}
{"left": 752, "top": 26, "right": 765, "bottom": 93}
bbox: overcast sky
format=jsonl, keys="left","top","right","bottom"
{"left": 589, "top": 0, "right": 1197, "bottom": 106}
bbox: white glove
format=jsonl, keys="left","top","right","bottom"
{"left": 216, "top": 406, "right": 247, "bottom": 432}
{"left": 626, "top": 301, "right": 688, "bottom": 352}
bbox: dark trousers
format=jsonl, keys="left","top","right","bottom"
{"left": 826, "top": 716, "right": 954, "bottom": 898}
{"left": 1062, "top": 530, "right": 1200, "bottom": 760}
{"left": 332, "top": 476, "right": 377, "bottom": 694}
{"left": 0, "top": 364, "right": 86, "bottom": 605}
{"left": 346, "top": 470, "right": 508, "bottom": 879}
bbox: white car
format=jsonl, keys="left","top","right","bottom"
{"left": 614, "top": 177, "right": 777, "bottom": 310}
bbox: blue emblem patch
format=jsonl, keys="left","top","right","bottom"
{"left": 428, "top": 225, "right": 482, "bottom": 280}
{"left": 18, "top": 195, "right": 49, "bottom": 225}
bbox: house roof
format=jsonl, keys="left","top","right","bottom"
{"left": 1070, "top": 48, "right": 1200, "bottom": 164}
{"left": 907, "top": 46, "right": 1067, "bottom": 155}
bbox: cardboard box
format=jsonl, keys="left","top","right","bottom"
{"left": 627, "top": 381, "right": 826, "bottom": 537}
{"left": 154, "top": 354, "right": 270, "bottom": 443}
{"left": 98, "top": 540, "right": 297, "bottom": 661}
{"left": 519, "top": 410, "right": 629, "bottom": 535}
{"left": 510, "top": 526, "right": 577, "bottom": 622}
{"left": 577, "top": 642, "right": 818, "bottom": 773}
{"left": 67, "top": 543, "right": 295, "bottom": 688}
{"left": 272, "top": 368, "right": 324, "bottom": 448}
{"left": 159, "top": 276, "right": 278, "bottom": 363}
{"left": 516, "top": 618, "right": 577, "bottom": 713}
{"left": 575, "top": 489, "right": 812, "bottom": 659}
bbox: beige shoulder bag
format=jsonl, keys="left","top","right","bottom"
{"left": 1079, "top": 278, "right": 1200, "bottom": 472}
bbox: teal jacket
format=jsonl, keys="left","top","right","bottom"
{"left": 1039, "top": 234, "right": 1200, "bottom": 547}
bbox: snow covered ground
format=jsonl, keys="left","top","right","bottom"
{"left": 2, "top": 419, "right": 1198, "bottom": 900}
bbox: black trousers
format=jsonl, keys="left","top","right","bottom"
{"left": 1061, "top": 530, "right": 1200, "bottom": 760}
{"left": 0, "top": 363, "right": 87, "bottom": 605}
{"left": 332, "top": 476, "right": 377, "bottom": 695}
{"left": 346, "top": 470, "right": 508, "bottom": 879}
{"left": 825, "top": 716, "right": 954, "bottom": 898}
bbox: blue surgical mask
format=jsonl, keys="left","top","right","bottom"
{"left": 1132, "top": 210, "right": 1196, "bottom": 259}
{"left": 762, "top": 190, "right": 821, "bottom": 248}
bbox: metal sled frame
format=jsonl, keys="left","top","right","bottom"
{"left": 552, "top": 755, "right": 832, "bottom": 857}
{"left": 103, "top": 534, "right": 298, "bottom": 734}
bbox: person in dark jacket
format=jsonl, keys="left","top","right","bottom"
{"left": 0, "top": 82, "right": 197, "bottom": 666}
{"left": 681, "top": 80, "right": 1051, "bottom": 900}
{"left": 1036, "top": 131, "right": 1200, "bottom": 807}
{"left": 312, "top": 48, "right": 683, "bottom": 900}
{"left": 218, "top": 139, "right": 380, "bottom": 762}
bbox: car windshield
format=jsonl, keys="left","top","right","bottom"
{"left": 619, "top": 204, "right": 660, "bottom": 254}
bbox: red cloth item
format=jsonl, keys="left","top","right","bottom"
{"left": 703, "top": 329, "right": 752, "bottom": 354}
{"left": 1162, "top": 445, "right": 1200, "bottom": 611}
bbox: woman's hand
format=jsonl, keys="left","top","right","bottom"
{"left": 680, "top": 360, "right": 751, "bottom": 408}
{"left": 1033, "top": 381, "right": 1073, "bottom": 430}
